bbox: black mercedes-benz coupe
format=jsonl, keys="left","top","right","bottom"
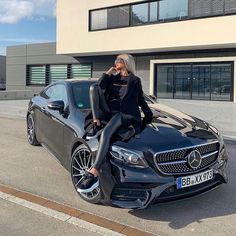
{"left": 26, "top": 79, "right": 228, "bottom": 209}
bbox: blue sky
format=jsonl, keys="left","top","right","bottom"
{"left": 0, "top": 0, "right": 56, "bottom": 55}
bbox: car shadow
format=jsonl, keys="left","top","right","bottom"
{"left": 129, "top": 144, "right": 236, "bottom": 230}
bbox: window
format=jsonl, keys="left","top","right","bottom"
{"left": 27, "top": 65, "right": 46, "bottom": 85}
{"left": 90, "top": 9, "right": 107, "bottom": 30}
{"left": 150, "top": 1, "right": 158, "bottom": 22}
{"left": 159, "top": 0, "right": 188, "bottom": 20}
{"left": 155, "top": 62, "right": 233, "bottom": 101}
{"left": 131, "top": 3, "right": 149, "bottom": 25}
{"left": 211, "top": 64, "right": 231, "bottom": 101}
{"left": 192, "top": 65, "right": 211, "bottom": 100}
{"left": 107, "top": 6, "right": 129, "bottom": 28}
{"left": 89, "top": 0, "right": 236, "bottom": 31}
{"left": 156, "top": 65, "right": 174, "bottom": 98}
{"left": 225, "top": 0, "right": 236, "bottom": 13}
{"left": 50, "top": 65, "right": 68, "bottom": 83}
{"left": 70, "top": 64, "right": 92, "bottom": 79}
{"left": 45, "top": 84, "right": 68, "bottom": 105}
{"left": 72, "top": 82, "right": 92, "bottom": 109}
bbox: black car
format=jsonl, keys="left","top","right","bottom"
{"left": 26, "top": 79, "right": 228, "bottom": 209}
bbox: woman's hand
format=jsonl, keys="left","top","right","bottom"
{"left": 105, "top": 67, "right": 118, "bottom": 76}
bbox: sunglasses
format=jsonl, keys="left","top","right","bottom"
{"left": 114, "top": 58, "right": 124, "bottom": 64}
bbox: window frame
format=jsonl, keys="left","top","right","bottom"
{"left": 154, "top": 61, "right": 234, "bottom": 101}
{"left": 89, "top": 0, "right": 236, "bottom": 32}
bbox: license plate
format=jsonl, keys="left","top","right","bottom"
{"left": 177, "top": 169, "right": 213, "bottom": 189}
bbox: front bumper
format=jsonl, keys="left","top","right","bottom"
{"left": 110, "top": 155, "right": 228, "bottom": 209}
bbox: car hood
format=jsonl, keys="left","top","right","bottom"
{"left": 113, "top": 103, "right": 219, "bottom": 154}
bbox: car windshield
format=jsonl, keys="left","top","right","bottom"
{"left": 72, "top": 81, "right": 154, "bottom": 110}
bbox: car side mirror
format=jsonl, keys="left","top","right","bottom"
{"left": 47, "top": 100, "right": 65, "bottom": 113}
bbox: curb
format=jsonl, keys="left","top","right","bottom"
{"left": 0, "top": 184, "right": 157, "bottom": 236}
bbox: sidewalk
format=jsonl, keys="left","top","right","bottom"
{"left": 158, "top": 99, "right": 236, "bottom": 139}
{"left": 0, "top": 99, "right": 236, "bottom": 139}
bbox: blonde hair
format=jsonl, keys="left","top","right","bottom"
{"left": 117, "top": 54, "right": 136, "bottom": 75}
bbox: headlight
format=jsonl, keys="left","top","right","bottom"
{"left": 110, "top": 146, "right": 148, "bottom": 168}
{"left": 207, "top": 123, "right": 224, "bottom": 148}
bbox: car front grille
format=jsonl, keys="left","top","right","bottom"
{"left": 154, "top": 141, "right": 219, "bottom": 175}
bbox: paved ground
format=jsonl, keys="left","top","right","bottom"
{"left": 0, "top": 116, "right": 235, "bottom": 236}
{"left": 0, "top": 198, "right": 98, "bottom": 236}
{"left": 1, "top": 99, "right": 236, "bottom": 138}
{"left": 158, "top": 99, "right": 236, "bottom": 138}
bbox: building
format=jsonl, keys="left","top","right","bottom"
{"left": 6, "top": 0, "right": 236, "bottom": 102}
{"left": 56, "top": 0, "right": 236, "bottom": 102}
{"left": 0, "top": 55, "right": 6, "bottom": 90}
{"left": 6, "top": 43, "right": 92, "bottom": 93}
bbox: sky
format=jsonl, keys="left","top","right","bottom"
{"left": 0, "top": 0, "right": 56, "bottom": 55}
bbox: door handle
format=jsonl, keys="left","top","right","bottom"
{"left": 41, "top": 107, "right": 46, "bottom": 112}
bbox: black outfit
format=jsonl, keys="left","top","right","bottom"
{"left": 89, "top": 72, "right": 153, "bottom": 171}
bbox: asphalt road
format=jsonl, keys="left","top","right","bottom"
{"left": 0, "top": 116, "right": 236, "bottom": 236}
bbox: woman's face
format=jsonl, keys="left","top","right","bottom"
{"left": 115, "top": 58, "right": 125, "bottom": 70}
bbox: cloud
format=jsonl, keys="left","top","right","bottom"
{"left": 0, "top": 0, "right": 56, "bottom": 24}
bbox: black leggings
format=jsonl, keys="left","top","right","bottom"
{"left": 89, "top": 83, "right": 128, "bottom": 170}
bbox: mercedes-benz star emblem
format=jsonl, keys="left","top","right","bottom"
{"left": 187, "top": 150, "right": 202, "bottom": 169}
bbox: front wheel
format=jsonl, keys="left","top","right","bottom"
{"left": 71, "top": 144, "right": 101, "bottom": 204}
{"left": 27, "top": 114, "right": 40, "bottom": 146}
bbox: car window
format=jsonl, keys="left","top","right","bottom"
{"left": 43, "top": 84, "right": 68, "bottom": 106}
{"left": 72, "top": 82, "right": 92, "bottom": 109}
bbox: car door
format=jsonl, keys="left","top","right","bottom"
{"left": 39, "top": 84, "right": 68, "bottom": 163}
{"left": 46, "top": 84, "right": 69, "bottom": 162}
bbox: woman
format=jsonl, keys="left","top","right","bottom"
{"left": 78, "top": 54, "right": 153, "bottom": 192}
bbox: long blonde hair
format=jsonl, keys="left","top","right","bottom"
{"left": 117, "top": 54, "right": 136, "bottom": 75}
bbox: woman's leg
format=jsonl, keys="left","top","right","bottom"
{"left": 92, "top": 112, "right": 122, "bottom": 172}
{"left": 89, "top": 83, "right": 111, "bottom": 124}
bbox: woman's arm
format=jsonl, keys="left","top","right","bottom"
{"left": 98, "top": 67, "right": 117, "bottom": 90}
{"left": 137, "top": 77, "right": 153, "bottom": 123}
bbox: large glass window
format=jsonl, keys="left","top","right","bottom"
{"left": 107, "top": 6, "right": 129, "bottom": 28}
{"left": 150, "top": 2, "right": 158, "bottom": 22}
{"left": 90, "top": 0, "right": 236, "bottom": 31}
{"left": 131, "top": 3, "right": 149, "bottom": 25}
{"left": 155, "top": 62, "right": 233, "bottom": 101}
{"left": 174, "top": 65, "right": 191, "bottom": 99}
{"left": 159, "top": 0, "right": 188, "bottom": 20}
{"left": 27, "top": 66, "right": 46, "bottom": 85}
{"left": 192, "top": 65, "right": 211, "bottom": 100}
{"left": 156, "top": 65, "right": 174, "bottom": 98}
{"left": 90, "top": 9, "right": 107, "bottom": 30}
{"left": 211, "top": 64, "right": 232, "bottom": 101}
{"left": 225, "top": 0, "right": 236, "bottom": 13}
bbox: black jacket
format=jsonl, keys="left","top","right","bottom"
{"left": 98, "top": 73, "right": 153, "bottom": 132}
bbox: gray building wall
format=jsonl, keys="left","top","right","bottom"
{"left": 6, "top": 43, "right": 80, "bottom": 93}
{"left": 0, "top": 55, "right": 6, "bottom": 82}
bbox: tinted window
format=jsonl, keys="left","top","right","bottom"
{"left": 150, "top": 2, "right": 158, "bottom": 22}
{"left": 72, "top": 82, "right": 92, "bottom": 109}
{"left": 159, "top": 0, "right": 188, "bottom": 20}
{"left": 211, "top": 64, "right": 231, "bottom": 101}
{"left": 131, "top": 3, "right": 149, "bottom": 25}
{"left": 44, "top": 84, "right": 68, "bottom": 105}
{"left": 107, "top": 6, "right": 129, "bottom": 28}
{"left": 90, "top": 9, "right": 107, "bottom": 30}
{"left": 156, "top": 65, "right": 174, "bottom": 98}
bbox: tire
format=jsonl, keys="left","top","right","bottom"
{"left": 71, "top": 144, "right": 102, "bottom": 204}
{"left": 27, "top": 114, "right": 40, "bottom": 146}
